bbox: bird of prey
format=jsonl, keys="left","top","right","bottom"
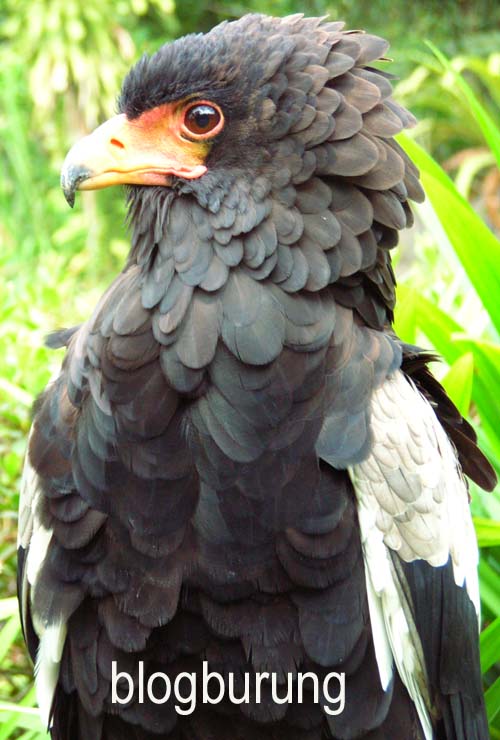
{"left": 18, "top": 13, "right": 496, "bottom": 740}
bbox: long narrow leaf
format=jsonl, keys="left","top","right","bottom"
{"left": 475, "top": 519, "right": 500, "bottom": 548}
{"left": 441, "top": 352, "right": 474, "bottom": 416}
{"left": 427, "top": 42, "right": 500, "bottom": 170}
{"left": 0, "top": 614, "right": 21, "bottom": 665}
{"left": 398, "top": 133, "right": 500, "bottom": 336}
{"left": 478, "top": 560, "right": 500, "bottom": 617}
{"left": 480, "top": 616, "right": 500, "bottom": 673}
{"left": 395, "top": 286, "right": 464, "bottom": 364}
{"left": 486, "top": 675, "right": 500, "bottom": 724}
{"left": 0, "top": 688, "right": 44, "bottom": 740}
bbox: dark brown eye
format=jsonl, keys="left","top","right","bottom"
{"left": 182, "top": 103, "right": 223, "bottom": 138}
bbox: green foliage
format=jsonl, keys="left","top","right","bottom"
{"left": 2, "top": 0, "right": 179, "bottom": 150}
{"left": 395, "top": 51, "right": 500, "bottom": 732}
{"left": 0, "top": 600, "right": 44, "bottom": 738}
{"left": 395, "top": 39, "right": 500, "bottom": 202}
{"left": 1, "top": 2, "right": 500, "bottom": 737}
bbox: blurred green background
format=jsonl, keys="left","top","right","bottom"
{"left": 1, "top": 0, "right": 500, "bottom": 737}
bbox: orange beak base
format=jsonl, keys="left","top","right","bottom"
{"left": 60, "top": 106, "right": 208, "bottom": 207}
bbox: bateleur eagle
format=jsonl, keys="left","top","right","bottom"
{"left": 18, "top": 12, "right": 497, "bottom": 740}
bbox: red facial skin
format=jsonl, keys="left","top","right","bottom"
{"left": 61, "top": 100, "right": 224, "bottom": 193}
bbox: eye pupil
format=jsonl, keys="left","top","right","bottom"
{"left": 185, "top": 104, "right": 221, "bottom": 136}
{"left": 194, "top": 111, "right": 211, "bottom": 128}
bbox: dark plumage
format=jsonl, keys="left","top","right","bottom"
{"left": 19, "top": 13, "right": 495, "bottom": 740}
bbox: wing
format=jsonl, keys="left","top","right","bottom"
{"left": 18, "top": 404, "right": 68, "bottom": 727}
{"left": 17, "top": 331, "right": 81, "bottom": 684}
{"left": 17, "top": 265, "right": 194, "bottom": 734}
{"left": 348, "top": 349, "right": 495, "bottom": 740}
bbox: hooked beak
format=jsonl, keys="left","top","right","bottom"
{"left": 60, "top": 111, "right": 208, "bottom": 207}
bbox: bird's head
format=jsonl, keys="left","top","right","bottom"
{"left": 61, "top": 15, "right": 303, "bottom": 209}
{"left": 61, "top": 13, "right": 422, "bottom": 287}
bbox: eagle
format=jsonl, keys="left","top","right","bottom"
{"left": 17, "top": 13, "right": 496, "bottom": 740}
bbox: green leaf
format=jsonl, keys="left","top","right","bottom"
{"left": 0, "top": 688, "right": 46, "bottom": 740}
{"left": 0, "top": 614, "right": 21, "bottom": 665}
{"left": 480, "top": 616, "right": 500, "bottom": 673}
{"left": 478, "top": 559, "right": 500, "bottom": 617}
{"left": 441, "top": 352, "right": 474, "bottom": 416}
{"left": 0, "top": 378, "right": 34, "bottom": 407}
{"left": 456, "top": 340, "right": 500, "bottom": 459}
{"left": 486, "top": 675, "right": 500, "bottom": 724}
{"left": 458, "top": 340, "right": 500, "bottom": 391}
{"left": 396, "top": 286, "right": 465, "bottom": 364}
{"left": 397, "top": 133, "right": 500, "bottom": 336}
{"left": 393, "top": 285, "right": 418, "bottom": 344}
{"left": 0, "top": 704, "right": 46, "bottom": 735}
{"left": 475, "top": 519, "right": 500, "bottom": 548}
{"left": 427, "top": 42, "right": 500, "bottom": 171}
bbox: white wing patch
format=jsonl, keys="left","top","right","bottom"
{"left": 35, "top": 622, "right": 67, "bottom": 727}
{"left": 18, "top": 432, "right": 40, "bottom": 550}
{"left": 350, "top": 370, "right": 480, "bottom": 740}
{"left": 357, "top": 497, "right": 433, "bottom": 740}
{"left": 19, "top": 434, "right": 67, "bottom": 728}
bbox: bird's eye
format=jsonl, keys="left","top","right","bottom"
{"left": 182, "top": 103, "right": 223, "bottom": 138}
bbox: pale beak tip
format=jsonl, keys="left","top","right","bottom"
{"left": 60, "top": 163, "right": 91, "bottom": 208}
{"left": 63, "top": 187, "right": 75, "bottom": 209}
